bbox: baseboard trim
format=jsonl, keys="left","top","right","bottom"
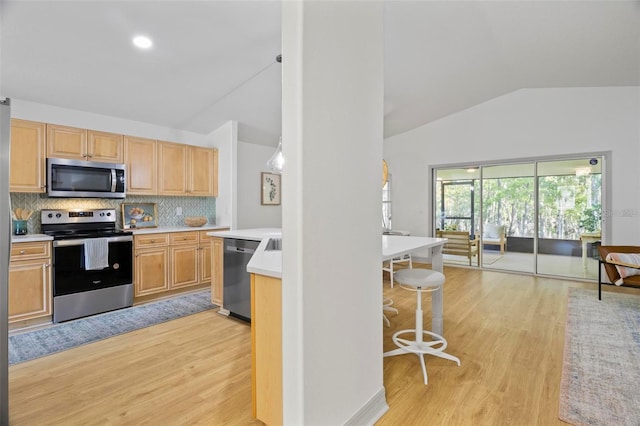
{"left": 344, "top": 387, "right": 389, "bottom": 426}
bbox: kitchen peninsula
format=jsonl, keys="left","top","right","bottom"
{"left": 207, "top": 230, "right": 448, "bottom": 425}
{"left": 206, "top": 228, "right": 282, "bottom": 308}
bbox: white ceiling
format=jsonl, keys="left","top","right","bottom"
{"left": 2, "top": 1, "right": 638, "bottom": 147}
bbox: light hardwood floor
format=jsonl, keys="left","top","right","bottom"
{"left": 9, "top": 268, "right": 634, "bottom": 425}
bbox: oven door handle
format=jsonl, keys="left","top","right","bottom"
{"left": 53, "top": 235, "right": 133, "bottom": 247}
{"left": 111, "top": 169, "right": 117, "bottom": 192}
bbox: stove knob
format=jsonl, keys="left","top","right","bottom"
{"left": 100, "top": 212, "right": 105, "bottom": 217}
{"left": 55, "top": 213, "right": 62, "bottom": 219}
{"left": 47, "top": 213, "right": 53, "bottom": 218}
{"left": 106, "top": 212, "right": 111, "bottom": 217}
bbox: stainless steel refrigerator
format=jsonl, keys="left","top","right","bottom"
{"left": 0, "top": 98, "right": 11, "bottom": 425}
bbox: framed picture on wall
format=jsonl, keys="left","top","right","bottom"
{"left": 121, "top": 202, "right": 158, "bottom": 229}
{"left": 261, "top": 172, "right": 281, "bottom": 206}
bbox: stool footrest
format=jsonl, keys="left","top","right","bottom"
{"left": 384, "top": 329, "right": 460, "bottom": 385}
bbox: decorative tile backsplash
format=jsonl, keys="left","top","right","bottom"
{"left": 10, "top": 193, "right": 216, "bottom": 234}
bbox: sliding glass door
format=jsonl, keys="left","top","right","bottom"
{"left": 536, "top": 158, "right": 602, "bottom": 279}
{"left": 481, "top": 164, "right": 535, "bottom": 273}
{"left": 434, "top": 155, "right": 604, "bottom": 280}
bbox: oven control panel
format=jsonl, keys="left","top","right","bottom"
{"left": 41, "top": 209, "right": 116, "bottom": 225}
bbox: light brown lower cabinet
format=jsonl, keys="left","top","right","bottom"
{"left": 134, "top": 233, "right": 170, "bottom": 296}
{"left": 251, "top": 273, "right": 283, "bottom": 425}
{"left": 9, "top": 241, "right": 52, "bottom": 323}
{"left": 199, "top": 231, "right": 213, "bottom": 284}
{"left": 211, "top": 237, "right": 225, "bottom": 306}
{"left": 170, "top": 232, "right": 199, "bottom": 288}
{"left": 135, "top": 247, "right": 170, "bottom": 296}
{"left": 134, "top": 231, "right": 217, "bottom": 298}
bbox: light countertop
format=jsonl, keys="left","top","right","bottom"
{"left": 206, "top": 228, "right": 282, "bottom": 241}
{"left": 11, "top": 234, "right": 53, "bottom": 243}
{"left": 131, "top": 225, "right": 230, "bottom": 235}
{"left": 244, "top": 233, "right": 447, "bottom": 280}
{"left": 205, "top": 228, "right": 283, "bottom": 278}
{"left": 247, "top": 236, "right": 283, "bottom": 279}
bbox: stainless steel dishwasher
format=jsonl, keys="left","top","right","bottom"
{"left": 223, "top": 238, "right": 260, "bottom": 322}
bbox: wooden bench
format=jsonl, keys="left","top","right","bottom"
{"left": 436, "top": 230, "right": 480, "bottom": 266}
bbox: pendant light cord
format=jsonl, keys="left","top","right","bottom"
{"left": 206, "top": 55, "right": 281, "bottom": 111}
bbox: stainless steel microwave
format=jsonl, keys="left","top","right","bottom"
{"left": 47, "top": 158, "right": 126, "bottom": 198}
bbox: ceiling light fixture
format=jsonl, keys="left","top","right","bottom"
{"left": 132, "top": 35, "right": 153, "bottom": 49}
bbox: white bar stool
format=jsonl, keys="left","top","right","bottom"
{"left": 382, "top": 254, "right": 412, "bottom": 288}
{"left": 383, "top": 297, "right": 398, "bottom": 327}
{"left": 383, "top": 268, "right": 460, "bottom": 384}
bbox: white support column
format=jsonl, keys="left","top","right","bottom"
{"left": 281, "top": 1, "right": 386, "bottom": 424}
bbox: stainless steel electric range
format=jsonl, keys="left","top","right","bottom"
{"left": 41, "top": 209, "right": 133, "bottom": 323}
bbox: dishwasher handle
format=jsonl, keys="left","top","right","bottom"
{"left": 226, "top": 245, "right": 256, "bottom": 255}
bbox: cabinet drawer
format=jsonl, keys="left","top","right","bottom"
{"left": 10, "top": 241, "right": 50, "bottom": 261}
{"left": 198, "top": 231, "right": 212, "bottom": 244}
{"left": 135, "top": 233, "right": 169, "bottom": 248}
{"left": 170, "top": 232, "right": 199, "bottom": 245}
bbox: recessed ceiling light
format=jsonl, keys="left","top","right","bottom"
{"left": 133, "top": 35, "right": 153, "bottom": 49}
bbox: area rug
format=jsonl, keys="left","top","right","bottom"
{"left": 9, "top": 289, "right": 216, "bottom": 366}
{"left": 559, "top": 288, "right": 640, "bottom": 425}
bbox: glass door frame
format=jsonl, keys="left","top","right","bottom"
{"left": 429, "top": 151, "right": 611, "bottom": 279}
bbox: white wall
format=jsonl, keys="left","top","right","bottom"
{"left": 282, "top": 2, "right": 386, "bottom": 424}
{"left": 236, "top": 141, "right": 282, "bottom": 229}
{"left": 206, "top": 121, "right": 237, "bottom": 229}
{"left": 384, "top": 87, "right": 640, "bottom": 252}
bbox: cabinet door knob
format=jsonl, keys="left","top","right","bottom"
{"left": 151, "top": 240, "right": 155, "bottom": 243}
{"left": 87, "top": 153, "right": 93, "bottom": 158}
{"left": 19, "top": 250, "right": 25, "bottom": 254}
{"left": 45, "top": 263, "right": 50, "bottom": 268}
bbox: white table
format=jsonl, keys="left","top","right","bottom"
{"left": 243, "top": 233, "right": 449, "bottom": 335}
{"left": 382, "top": 235, "right": 448, "bottom": 336}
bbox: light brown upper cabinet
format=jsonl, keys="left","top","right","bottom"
{"left": 10, "top": 119, "right": 46, "bottom": 193}
{"left": 189, "top": 146, "right": 218, "bottom": 197}
{"left": 87, "top": 130, "right": 123, "bottom": 162}
{"left": 158, "top": 141, "right": 188, "bottom": 196}
{"left": 47, "top": 124, "right": 123, "bottom": 163}
{"left": 124, "top": 136, "right": 157, "bottom": 195}
{"left": 159, "top": 142, "right": 218, "bottom": 196}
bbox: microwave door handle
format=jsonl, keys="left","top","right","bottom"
{"left": 111, "top": 169, "right": 116, "bottom": 192}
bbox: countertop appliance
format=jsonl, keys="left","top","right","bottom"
{"left": 223, "top": 238, "right": 259, "bottom": 322}
{"left": 42, "top": 208, "right": 133, "bottom": 322}
{"left": 47, "top": 157, "right": 126, "bottom": 198}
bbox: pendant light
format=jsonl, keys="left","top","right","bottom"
{"left": 267, "top": 136, "right": 284, "bottom": 173}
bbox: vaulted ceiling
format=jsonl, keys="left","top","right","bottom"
{"left": 2, "top": 1, "right": 638, "bottom": 146}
